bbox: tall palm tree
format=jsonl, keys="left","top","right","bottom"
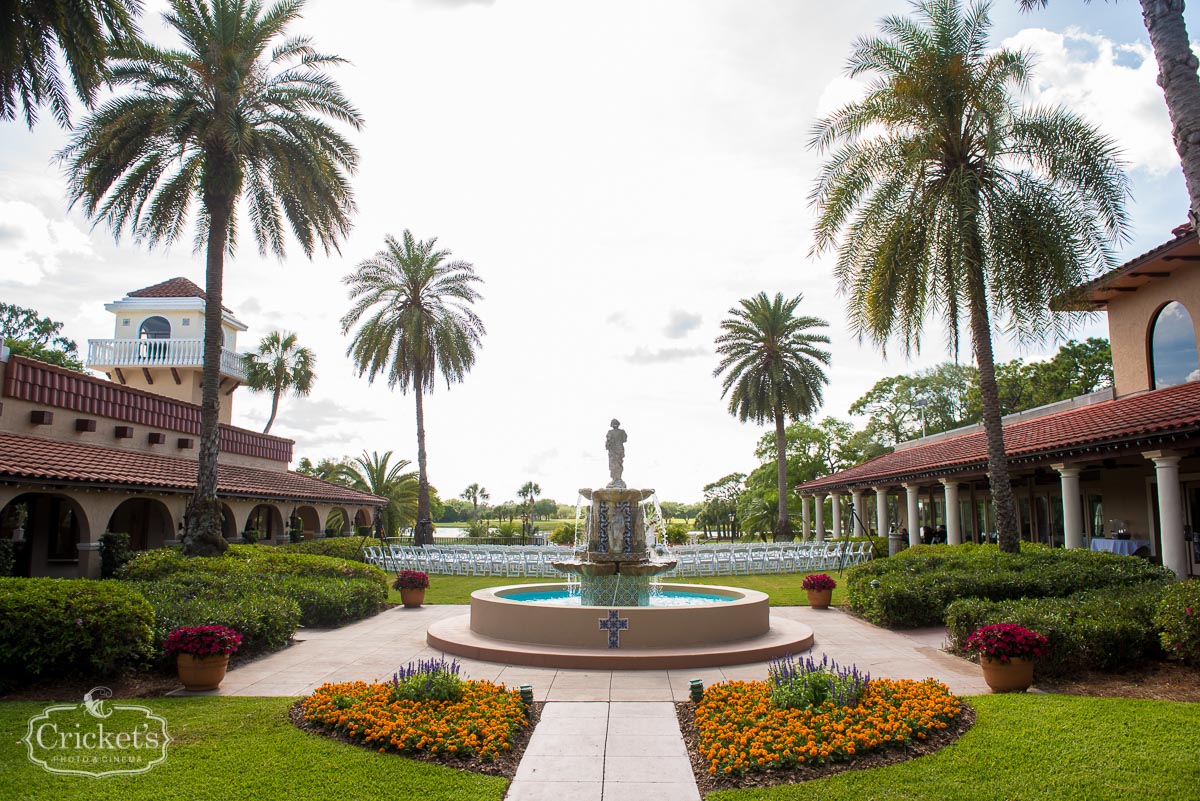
{"left": 810, "top": 0, "right": 1130, "bottom": 553}
{"left": 1, "top": 0, "right": 143, "bottom": 127}
{"left": 242, "top": 330, "right": 316, "bottom": 434}
{"left": 714, "top": 292, "right": 831, "bottom": 541}
{"left": 518, "top": 481, "right": 541, "bottom": 513}
{"left": 341, "top": 230, "right": 485, "bottom": 546}
{"left": 334, "top": 451, "right": 418, "bottom": 538}
{"left": 1020, "top": 0, "right": 1200, "bottom": 222}
{"left": 60, "top": 0, "right": 361, "bottom": 556}
{"left": 460, "top": 482, "right": 489, "bottom": 520}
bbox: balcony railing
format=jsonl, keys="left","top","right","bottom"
{"left": 87, "top": 338, "right": 248, "bottom": 382}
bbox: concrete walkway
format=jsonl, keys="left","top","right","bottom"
{"left": 507, "top": 702, "right": 700, "bottom": 801}
{"left": 181, "top": 604, "right": 988, "bottom": 699}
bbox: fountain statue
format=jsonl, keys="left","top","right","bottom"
{"left": 551, "top": 420, "right": 677, "bottom": 605}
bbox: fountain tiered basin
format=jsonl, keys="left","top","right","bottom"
{"left": 426, "top": 483, "right": 814, "bottom": 669}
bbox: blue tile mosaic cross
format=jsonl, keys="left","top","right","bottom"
{"left": 599, "top": 609, "right": 629, "bottom": 649}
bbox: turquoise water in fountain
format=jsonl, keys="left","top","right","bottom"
{"left": 504, "top": 588, "right": 733, "bottom": 607}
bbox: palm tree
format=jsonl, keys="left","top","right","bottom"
{"left": 714, "top": 292, "right": 831, "bottom": 541}
{"left": 1, "top": 0, "right": 143, "bottom": 128}
{"left": 334, "top": 451, "right": 418, "bottom": 538}
{"left": 60, "top": 0, "right": 361, "bottom": 556}
{"left": 1020, "top": 0, "right": 1200, "bottom": 222}
{"left": 518, "top": 481, "right": 541, "bottom": 514}
{"left": 460, "top": 483, "right": 489, "bottom": 520}
{"left": 242, "top": 330, "right": 316, "bottom": 434}
{"left": 810, "top": 0, "right": 1130, "bottom": 553}
{"left": 341, "top": 230, "right": 485, "bottom": 546}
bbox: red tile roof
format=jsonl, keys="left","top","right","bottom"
{"left": 0, "top": 430, "right": 385, "bottom": 507}
{"left": 798, "top": 380, "right": 1200, "bottom": 492}
{"left": 127, "top": 277, "right": 232, "bottom": 312}
{"left": 4, "top": 356, "right": 293, "bottom": 463}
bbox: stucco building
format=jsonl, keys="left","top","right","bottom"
{"left": 0, "top": 278, "right": 384, "bottom": 579}
{"left": 797, "top": 225, "right": 1200, "bottom": 579}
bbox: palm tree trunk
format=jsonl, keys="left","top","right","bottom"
{"left": 413, "top": 370, "right": 432, "bottom": 546}
{"left": 263, "top": 384, "right": 281, "bottom": 434}
{"left": 965, "top": 266, "right": 1020, "bottom": 554}
{"left": 1142, "top": 0, "right": 1200, "bottom": 221}
{"left": 774, "top": 411, "right": 792, "bottom": 541}
{"left": 186, "top": 185, "right": 233, "bottom": 557}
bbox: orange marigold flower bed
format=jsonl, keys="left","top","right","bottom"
{"left": 696, "top": 678, "right": 961, "bottom": 776}
{"left": 304, "top": 679, "right": 528, "bottom": 760}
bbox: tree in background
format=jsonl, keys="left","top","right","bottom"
{"left": 1, "top": 0, "right": 142, "bottom": 128}
{"left": 460, "top": 483, "right": 490, "bottom": 520}
{"left": 296, "top": 456, "right": 352, "bottom": 485}
{"left": 335, "top": 451, "right": 418, "bottom": 538}
{"left": 518, "top": 481, "right": 541, "bottom": 515}
{"left": 1021, "top": 0, "right": 1200, "bottom": 222}
{"left": 715, "top": 291, "right": 831, "bottom": 540}
{"left": 242, "top": 331, "right": 315, "bottom": 434}
{"left": 810, "top": 0, "right": 1130, "bottom": 553}
{"left": 62, "top": 0, "right": 362, "bottom": 557}
{"left": 701, "top": 473, "right": 746, "bottom": 540}
{"left": 341, "top": 230, "right": 484, "bottom": 546}
{"left": 0, "top": 303, "right": 83, "bottom": 371}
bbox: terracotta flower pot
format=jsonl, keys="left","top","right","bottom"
{"left": 805, "top": 588, "right": 833, "bottom": 609}
{"left": 400, "top": 587, "right": 426, "bottom": 608}
{"left": 980, "top": 656, "right": 1034, "bottom": 693}
{"left": 176, "top": 653, "right": 230, "bottom": 691}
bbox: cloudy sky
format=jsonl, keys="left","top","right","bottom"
{"left": 1, "top": 0, "right": 1195, "bottom": 505}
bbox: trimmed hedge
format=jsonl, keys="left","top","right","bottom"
{"left": 126, "top": 575, "right": 301, "bottom": 657}
{"left": 0, "top": 578, "right": 154, "bottom": 683}
{"left": 279, "top": 538, "right": 371, "bottom": 564}
{"left": 846, "top": 543, "right": 1174, "bottom": 628}
{"left": 118, "top": 544, "right": 387, "bottom": 588}
{"left": 945, "top": 582, "right": 1168, "bottom": 677}
{"left": 1155, "top": 579, "right": 1200, "bottom": 664}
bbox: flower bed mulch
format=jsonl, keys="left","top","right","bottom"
{"left": 292, "top": 681, "right": 541, "bottom": 779}
{"left": 677, "top": 679, "right": 976, "bottom": 793}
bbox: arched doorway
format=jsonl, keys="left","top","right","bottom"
{"left": 294, "top": 506, "right": 319, "bottom": 539}
{"left": 354, "top": 509, "right": 370, "bottom": 536}
{"left": 1150, "top": 301, "right": 1200, "bottom": 389}
{"left": 107, "top": 498, "right": 175, "bottom": 551}
{"left": 1, "top": 493, "right": 89, "bottom": 577}
{"left": 138, "top": 315, "right": 172, "bottom": 361}
{"left": 246, "top": 504, "right": 283, "bottom": 540}
{"left": 326, "top": 507, "right": 350, "bottom": 536}
{"left": 221, "top": 504, "right": 238, "bottom": 539}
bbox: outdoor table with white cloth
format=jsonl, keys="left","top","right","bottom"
{"left": 1090, "top": 537, "right": 1151, "bottom": 555}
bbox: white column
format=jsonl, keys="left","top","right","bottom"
{"left": 851, "top": 489, "right": 864, "bottom": 537}
{"left": 814, "top": 493, "right": 825, "bottom": 543}
{"left": 1052, "top": 463, "right": 1084, "bottom": 549}
{"left": 940, "top": 479, "right": 961, "bottom": 545}
{"left": 877, "top": 487, "right": 896, "bottom": 555}
{"left": 801, "top": 494, "right": 811, "bottom": 540}
{"left": 831, "top": 492, "right": 842, "bottom": 541}
{"left": 904, "top": 483, "right": 921, "bottom": 547}
{"left": 1145, "top": 451, "right": 1188, "bottom": 579}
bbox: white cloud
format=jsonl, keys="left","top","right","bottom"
{"left": 0, "top": 199, "right": 93, "bottom": 285}
{"left": 663, "top": 309, "right": 702, "bottom": 339}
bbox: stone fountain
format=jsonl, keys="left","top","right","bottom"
{"left": 551, "top": 420, "right": 677, "bottom": 605}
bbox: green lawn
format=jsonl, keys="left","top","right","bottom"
{"left": 708, "top": 693, "right": 1200, "bottom": 801}
{"left": 0, "top": 697, "right": 506, "bottom": 801}
{"left": 389, "top": 573, "right": 849, "bottom": 606}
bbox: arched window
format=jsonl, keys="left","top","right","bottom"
{"left": 138, "top": 316, "right": 171, "bottom": 339}
{"left": 1150, "top": 301, "right": 1200, "bottom": 389}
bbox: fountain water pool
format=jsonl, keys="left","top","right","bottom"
{"left": 425, "top": 421, "right": 814, "bottom": 669}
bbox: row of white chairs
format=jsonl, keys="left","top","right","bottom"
{"left": 365, "top": 544, "right": 575, "bottom": 577}
{"left": 658, "top": 541, "right": 871, "bottom": 577}
{"left": 364, "top": 541, "right": 872, "bottom": 577}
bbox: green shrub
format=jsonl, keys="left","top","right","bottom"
{"left": 1154, "top": 579, "right": 1200, "bottom": 664}
{"left": 100, "top": 531, "right": 133, "bottom": 579}
{"left": 242, "top": 530, "right": 261, "bottom": 544}
{"left": 549, "top": 522, "right": 575, "bottom": 545}
{"left": 126, "top": 575, "right": 300, "bottom": 657}
{"left": 273, "top": 575, "right": 386, "bottom": 627}
{"left": 850, "top": 535, "right": 889, "bottom": 560}
{"left": 118, "top": 545, "right": 387, "bottom": 589}
{"left": 0, "top": 578, "right": 154, "bottom": 682}
{"left": 0, "top": 540, "right": 15, "bottom": 577}
{"left": 279, "top": 538, "right": 371, "bottom": 563}
{"left": 944, "top": 582, "right": 1167, "bottom": 677}
{"left": 664, "top": 522, "right": 690, "bottom": 545}
{"left": 847, "top": 543, "right": 1174, "bottom": 628}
